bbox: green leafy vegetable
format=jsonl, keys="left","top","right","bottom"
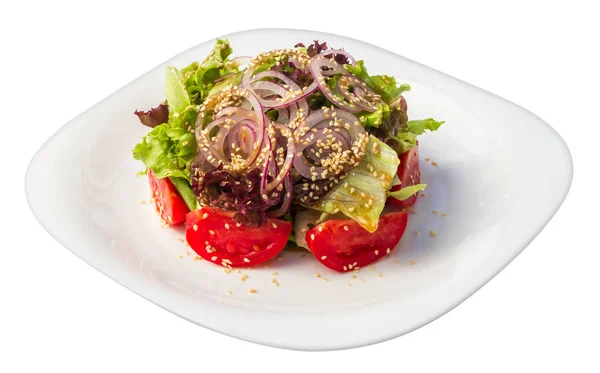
{"left": 345, "top": 60, "right": 411, "bottom": 102}
{"left": 358, "top": 103, "right": 390, "bottom": 128}
{"left": 165, "top": 39, "right": 238, "bottom": 108}
{"left": 406, "top": 118, "right": 445, "bottom": 135}
{"left": 164, "top": 67, "right": 190, "bottom": 113}
{"left": 312, "top": 136, "right": 400, "bottom": 232}
{"left": 371, "top": 75, "right": 411, "bottom": 103}
{"left": 132, "top": 108, "right": 198, "bottom": 180}
{"left": 389, "top": 118, "right": 445, "bottom": 154}
{"left": 393, "top": 131, "right": 418, "bottom": 154}
{"left": 387, "top": 184, "right": 427, "bottom": 200}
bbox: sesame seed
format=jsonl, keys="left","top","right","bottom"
{"left": 431, "top": 162, "right": 439, "bottom": 167}
{"left": 227, "top": 290, "right": 233, "bottom": 295}
{"left": 441, "top": 213, "right": 448, "bottom": 217}
{"left": 211, "top": 256, "right": 217, "bottom": 261}
{"left": 320, "top": 255, "right": 327, "bottom": 260}
{"left": 393, "top": 259, "right": 400, "bottom": 264}
{"left": 318, "top": 226, "right": 323, "bottom": 232}
{"left": 374, "top": 250, "right": 379, "bottom": 256}
{"left": 410, "top": 260, "right": 416, "bottom": 265}
{"left": 224, "top": 268, "right": 231, "bottom": 274}
{"left": 194, "top": 256, "right": 202, "bottom": 261}
{"left": 248, "top": 288, "right": 257, "bottom": 293}
{"left": 425, "top": 158, "right": 431, "bottom": 162}
{"left": 311, "top": 234, "right": 315, "bottom": 240}
{"left": 225, "top": 223, "right": 230, "bottom": 229}
{"left": 415, "top": 231, "right": 421, "bottom": 236}
{"left": 315, "top": 273, "right": 321, "bottom": 278}
{"left": 345, "top": 283, "right": 352, "bottom": 288}
{"left": 369, "top": 266, "right": 376, "bottom": 271}
{"left": 432, "top": 210, "right": 439, "bottom": 214}
{"left": 343, "top": 226, "right": 349, "bottom": 231}
{"left": 430, "top": 230, "right": 437, "bottom": 237}
{"left": 202, "top": 213, "right": 208, "bottom": 219}
{"left": 193, "top": 224, "right": 198, "bottom": 231}
{"left": 386, "top": 248, "right": 391, "bottom": 254}
{"left": 420, "top": 194, "right": 426, "bottom": 198}
{"left": 377, "top": 272, "right": 383, "bottom": 278}
{"left": 177, "top": 255, "right": 183, "bottom": 259}
{"left": 244, "top": 258, "right": 250, "bottom": 263}
{"left": 343, "top": 266, "right": 347, "bottom": 271}
{"left": 209, "top": 230, "right": 215, "bottom": 235}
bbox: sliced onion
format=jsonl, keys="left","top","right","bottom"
{"left": 292, "top": 108, "right": 366, "bottom": 180}
{"left": 196, "top": 89, "right": 266, "bottom": 174}
{"left": 266, "top": 174, "right": 292, "bottom": 217}
{"left": 241, "top": 57, "right": 318, "bottom": 108}
{"left": 266, "top": 122, "right": 295, "bottom": 192}
{"left": 337, "top": 75, "right": 382, "bottom": 112}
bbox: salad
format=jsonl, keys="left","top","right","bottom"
{"left": 133, "top": 40, "right": 443, "bottom": 272}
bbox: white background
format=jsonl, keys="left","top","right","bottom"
{"left": 1, "top": 0, "right": 599, "bottom": 372}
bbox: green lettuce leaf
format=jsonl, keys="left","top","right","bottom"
{"left": 165, "top": 39, "right": 237, "bottom": 109}
{"left": 358, "top": 103, "right": 390, "bottom": 128}
{"left": 370, "top": 75, "right": 411, "bottom": 102}
{"left": 407, "top": 118, "right": 445, "bottom": 135}
{"left": 389, "top": 118, "right": 445, "bottom": 154}
{"left": 387, "top": 184, "right": 427, "bottom": 200}
{"left": 345, "top": 60, "right": 411, "bottom": 102}
{"left": 164, "top": 66, "right": 190, "bottom": 113}
{"left": 393, "top": 131, "right": 418, "bottom": 154}
{"left": 132, "top": 108, "right": 198, "bottom": 180}
{"left": 311, "top": 136, "right": 400, "bottom": 232}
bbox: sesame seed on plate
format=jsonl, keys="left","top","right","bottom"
{"left": 441, "top": 213, "right": 448, "bottom": 217}
{"left": 415, "top": 231, "right": 420, "bottom": 236}
{"left": 432, "top": 210, "right": 439, "bottom": 214}
{"left": 377, "top": 272, "right": 383, "bottom": 278}
{"left": 248, "top": 288, "right": 257, "bottom": 293}
{"left": 430, "top": 230, "right": 437, "bottom": 237}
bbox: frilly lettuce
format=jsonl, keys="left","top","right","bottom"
{"left": 164, "top": 39, "right": 238, "bottom": 112}
{"left": 132, "top": 108, "right": 198, "bottom": 180}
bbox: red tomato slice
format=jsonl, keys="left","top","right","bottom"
{"left": 388, "top": 145, "right": 421, "bottom": 208}
{"left": 306, "top": 212, "right": 409, "bottom": 272}
{"left": 186, "top": 207, "right": 292, "bottom": 268}
{"left": 148, "top": 169, "right": 190, "bottom": 226}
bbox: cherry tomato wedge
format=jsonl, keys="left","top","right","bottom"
{"left": 186, "top": 207, "right": 292, "bottom": 268}
{"left": 306, "top": 212, "right": 409, "bottom": 272}
{"left": 148, "top": 169, "right": 189, "bottom": 226}
{"left": 388, "top": 145, "right": 421, "bottom": 208}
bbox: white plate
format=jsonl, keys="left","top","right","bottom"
{"left": 25, "top": 29, "right": 573, "bottom": 350}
